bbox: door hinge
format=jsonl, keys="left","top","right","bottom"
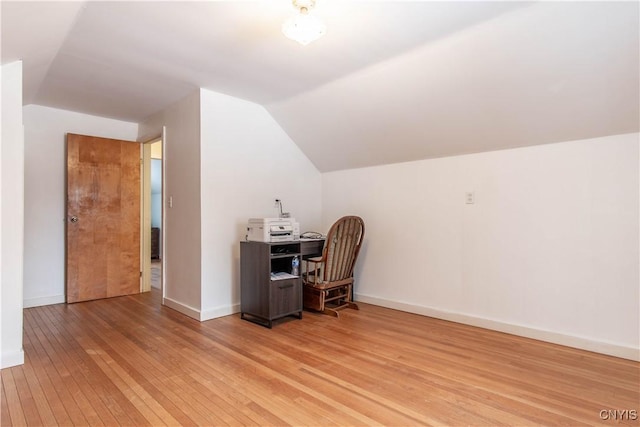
{"left": 140, "top": 271, "right": 142, "bottom": 277}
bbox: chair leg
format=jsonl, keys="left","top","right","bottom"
{"left": 320, "top": 289, "right": 338, "bottom": 317}
{"left": 322, "top": 308, "right": 340, "bottom": 317}
{"left": 310, "top": 286, "right": 358, "bottom": 317}
{"left": 345, "top": 301, "right": 359, "bottom": 310}
{"left": 345, "top": 284, "right": 359, "bottom": 310}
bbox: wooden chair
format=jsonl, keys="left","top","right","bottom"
{"left": 302, "top": 216, "right": 365, "bottom": 317}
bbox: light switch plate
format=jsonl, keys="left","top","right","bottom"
{"left": 465, "top": 192, "right": 475, "bottom": 204}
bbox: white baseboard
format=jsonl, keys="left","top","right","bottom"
{"left": 355, "top": 293, "right": 639, "bottom": 362}
{"left": 201, "top": 303, "right": 240, "bottom": 321}
{"left": 162, "top": 297, "right": 200, "bottom": 321}
{"left": 1, "top": 349, "right": 25, "bottom": 369}
{"left": 161, "top": 298, "right": 240, "bottom": 322}
{"left": 24, "top": 294, "right": 66, "bottom": 308}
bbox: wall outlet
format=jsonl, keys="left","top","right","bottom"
{"left": 465, "top": 191, "right": 475, "bottom": 204}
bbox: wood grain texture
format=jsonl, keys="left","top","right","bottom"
{"left": 2, "top": 289, "right": 638, "bottom": 426}
{"left": 66, "top": 133, "right": 141, "bottom": 303}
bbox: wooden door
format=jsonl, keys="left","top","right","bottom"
{"left": 66, "top": 133, "right": 141, "bottom": 303}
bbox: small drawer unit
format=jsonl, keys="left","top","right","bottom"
{"left": 240, "top": 241, "right": 302, "bottom": 328}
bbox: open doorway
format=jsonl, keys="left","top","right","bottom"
{"left": 149, "top": 140, "right": 163, "bottom": 291}
{"left": 141, "top": 138, "right": 163, "bottom": 294}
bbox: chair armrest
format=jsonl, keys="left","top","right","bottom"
{"left": 303, "top": 257, "right": 325, "bottom": 285}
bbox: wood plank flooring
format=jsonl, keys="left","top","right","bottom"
{"left": 2, "top": 289, "right": 638, "bottom": 426}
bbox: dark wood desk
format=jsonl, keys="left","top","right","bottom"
{"left": 299, "top": 238, "right": 325, "bottom": 259}
{"left": 240, "top": 239, "right": 324, "bottom": 328}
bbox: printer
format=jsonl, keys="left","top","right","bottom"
{"left": 246, "top": 218, "right": 300, "bottom": 242}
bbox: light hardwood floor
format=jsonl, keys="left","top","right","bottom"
{"left": 2, "top": 289, "right": 638, "bottom": 426}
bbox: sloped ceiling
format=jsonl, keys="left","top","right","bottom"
{"left": 267, "top": 2, "right": 640, "bottom": 171}
{"left": 2, "top": 1, "right": 638, "bottom": 172}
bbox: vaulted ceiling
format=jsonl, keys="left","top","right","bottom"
{"left": 2, "top": 1, "right": 638, "bottom": 171}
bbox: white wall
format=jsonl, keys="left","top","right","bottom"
{"left": 199, "top": 89, "right": 322, "bottom": 320}
{"left": 1, "top": 61, "right": 25, "bottom": 368}
{"left": 322, "top": 133, "right": 639, "bottom": 360}
{"left": 22, "top": 105, "right": 138, "bottom": 308}
{"left": 138, "top": 89, "right": 321, "bottom": 321}
{"left": 139, "top": 91, "right": 202, "bottom": 317}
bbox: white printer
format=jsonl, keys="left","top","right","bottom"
{"left": 246, "top": 218, "right": 300, "bottom": 242}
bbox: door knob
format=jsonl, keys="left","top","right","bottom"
{"left": 69, "top": 216, "right": 79, "bottom": 223}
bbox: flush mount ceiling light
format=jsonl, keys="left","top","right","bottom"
{"left": 282, "top": 0, "right": 326, "bottom": 46}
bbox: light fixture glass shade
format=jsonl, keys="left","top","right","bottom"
{"left": 282, "top": 11, "right": 326, "bottom": 45}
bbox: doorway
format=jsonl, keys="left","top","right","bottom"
{"left": 141, "top": 138, "right": 163, "bottom": 294}
{"left": 149, "top": 140, "right": 163, "bottom": 291}
{"left": 65, "top": 133, "right": 164, "bottom": 302}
